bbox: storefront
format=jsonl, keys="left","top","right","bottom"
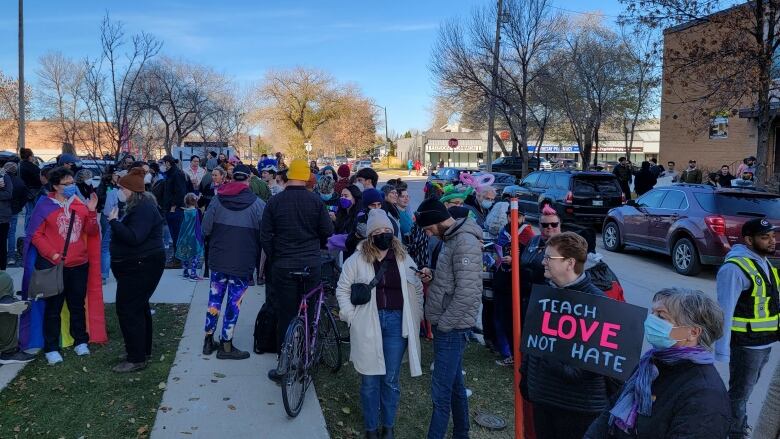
{"left": 426, "top": 139, "right": 491, "bottom": 169}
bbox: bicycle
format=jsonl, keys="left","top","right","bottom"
{"left": 280, "top": 267, "right": 342, "bottom": 418}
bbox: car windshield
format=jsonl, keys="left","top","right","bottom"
{"left": 492, "top": 157, "right": 505, "bottom": 165}
{"left": 572, "top": 176, "right": 621, "bottom": 195}
{"left": 694, "top": 192, "right": 780, "bottom": 217}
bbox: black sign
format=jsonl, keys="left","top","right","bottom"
{"left": 520, "top": 285, "right": 647, "bottom": 381}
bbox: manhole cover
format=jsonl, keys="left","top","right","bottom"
{"left": 475, "top": 411, "right": 507, "bottom": 430}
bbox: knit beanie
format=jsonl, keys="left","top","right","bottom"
{"left": 232, "top": 164, "right": 251, "bottom": 181}
{"left": 415, "top": 198, "right": 451, "bottom": 227}
{"left": 337, "top": 164, "right": 351, "bottom": 178}
{"left": 362, "top": 188, "right": 383, "bottom": 208}
{"left": 118, "top": 167, "right": 146, "bottom": 192}
{"left": 288, "top": 159, "right": 310, "bottom": 181}
{"left": 366, "top": 208, "right": 393, "bottom": 236}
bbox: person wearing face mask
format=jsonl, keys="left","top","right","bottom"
{"left": 335, "top": 208, "right": 424, "bottom": 439}
{"left": 413, "top": 197, "right": 482, "bottom": 439}
{"left": 334, "top": 185, "right": 363, "bottom": 260}
{"left": 464, "top": 186, "right": 496, "bottom": 229}
{"left": 317, "top": 175, "right": 338, "bottom": 209}
{"left": 715, "top": 217, "right": 779, "bottom": 439}
{"left": 184, "top": 155, "right": 207, "bottom": 190}
{"left": 585, "top": 288, "right": 730, "bottom": 439}
{"left": 23, "top": 166, "right": 106, "bottom": 364}
{"left": 107, "top": 167, "right": 166, "bottom": 373}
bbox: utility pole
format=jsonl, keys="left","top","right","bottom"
{"left": 485, "top": 0, "right": 503, "bottom": 172}
{"left": 383, "top": 106, "right": 390, "bottom": 170}
{"left": 17, "top": 0, "right": 25, "bottom": 152}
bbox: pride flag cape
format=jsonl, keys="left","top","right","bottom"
{"left": 19, "top": 195, "right": 107, "bottom": 350}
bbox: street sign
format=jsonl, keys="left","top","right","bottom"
{"left": 304, "top": 142, "right": 313, "bottom": 152}
{"left": 448, "top": 138, "right": 458, "bottom": 148}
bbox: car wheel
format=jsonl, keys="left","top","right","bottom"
{"left": 672, "top": 238, "right": 702, "bottom": 276}
{"left": 602, "top": 221, "right": 624, "bottom": 252}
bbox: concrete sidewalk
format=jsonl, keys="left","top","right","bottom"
{"left": 151, "top": 279, "right": 329, "bottom": 439}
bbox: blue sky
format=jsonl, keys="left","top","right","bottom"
{"left": 0, "top": 0, "right": 624, "bottom": 135}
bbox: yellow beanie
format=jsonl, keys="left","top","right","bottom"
{"left": 287, "top": 159, "right": 310, "bottom": 181}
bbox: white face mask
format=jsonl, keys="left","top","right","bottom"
{"left": 117, "top": 190, "right": 127, "bottom": 203}
{"left": 144, "top": 173, "right": 152, "bottom": 184}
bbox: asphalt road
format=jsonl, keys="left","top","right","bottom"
{"left": 380, "top": 172, "right": 777, "bottom": 428}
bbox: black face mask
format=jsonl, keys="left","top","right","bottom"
{"left": 372, "top": 232, "right": 394, "bottom": 251}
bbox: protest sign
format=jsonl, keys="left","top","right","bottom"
{"left": 520, "top": 285, "right": 646, "bottom": 381}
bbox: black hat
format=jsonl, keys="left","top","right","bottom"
{"left": 742, "top": 218, "right": 778, "bottom": 237}
{"left": 415, "top": 198, "right": 451, "bottom": 227}
{"left": 447, "top": 206, "right": 470, "bottom": 220}
{"left": 232, "top": 164, "right": 251, "bottom": 181}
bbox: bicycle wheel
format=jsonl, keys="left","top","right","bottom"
{"left": 317, "top": 304, "right": 342, "bottom": 373}
{"left": 281, "top": 317, "right": 308, "bottom": 418}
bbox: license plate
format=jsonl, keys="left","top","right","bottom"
{"left": 592, "top": 200, "right": 603, "bottom": 206}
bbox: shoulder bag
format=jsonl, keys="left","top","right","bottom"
{"left": 350, "top": 259, "right": 390, "bottom": 306}
{"left": 28, "top": 209, "right": 76, "bottom": 300}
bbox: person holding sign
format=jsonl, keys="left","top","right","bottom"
{"left": 585, "top": 288, "right": 730, "bottom": 439}
{"left": 522, "top": 232, "right": 610, "bottom": 439}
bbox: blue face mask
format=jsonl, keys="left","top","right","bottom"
{"left": 320, "top": 193, "right": 332, "bottom": 201}
{"left": 481, "top": 200, "right": 494, "bottom": 209}
{"left": 644, "top": 314, "right": 685, "bottom": 349}
{"left": 62, "top": 184, "right": 78, "bottom": 199}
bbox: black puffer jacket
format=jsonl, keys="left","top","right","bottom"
{"left": 522, "top": 274, "right": 614, "bottom": 414}
{"left": 584, "top": 360, "right": 730, "bottom": 439}
{"left": 161, "top": 166, "right": 187, "bottom": 211}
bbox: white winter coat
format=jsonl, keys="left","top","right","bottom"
{"left": 336, "top": 243, "right": 424, "bottom": 377}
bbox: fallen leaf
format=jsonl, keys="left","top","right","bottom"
{"left": 137, "top": 425, "right": 149, "bottom": 435}
{"left": 341, "top": 407, "right": 351, "bottom": 414}
{"left": 82, "top": 366, "right": 88, "bottom": 373}
{"left": 213, "top": 372, "right": 226, "bottom": 378}
{"left": 158, "top": 382, "right": 167, "bottom": 390}
{"left": 228, "top": 404, "right": 236, "bottom": 410}
{"left": 337, "top": 421, "right": 344, "bottom": 427}
{"left": 129, "top": 417, "right": 136, "bottom": 424}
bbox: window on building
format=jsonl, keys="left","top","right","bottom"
{"left": 709, "top": 116, "right": 728, "bottom": 139}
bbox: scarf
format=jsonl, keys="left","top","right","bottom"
{"left": 609, "top": 346, "right": 714, "bottom": 432}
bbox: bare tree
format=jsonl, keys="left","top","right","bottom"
{"left": 36, "top": 52, "right": 89, "bottom": 148}
{"left": 622, "top": 0, "right": 777, "bottom": 184}
{"left": 83, "top": 14, "right": 161, "bottom": 158}
{"left": 0, "top": 70, "right": 31, "bottom": 146}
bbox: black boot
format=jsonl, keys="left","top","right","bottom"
{"left": 380, "top": 427, "right": 394, "bottom": 439}
{"left": 203, "top": 335, "right": 217, "bottom": 355}
{"left": 365, "top": 430, "right": 380, "bottom": 439}
{"left": 216, "top": 340, "right": 250, "bottom": 360}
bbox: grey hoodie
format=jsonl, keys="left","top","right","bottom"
{"left": 425, "top": 217, "right": 483, "bottom": 332}
{"left": 715, "top": 244, "right": 776, "bottom": 362}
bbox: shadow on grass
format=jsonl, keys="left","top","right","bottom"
{"left": 315, "top": 337, "right": 516, "bottom": 439}
{"left": 0, "top": 304, "right": 188, "bottom": 439}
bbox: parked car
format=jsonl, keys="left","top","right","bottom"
{"left": 427, "top": 167, "right": 477, "bottom": 187}
{"left": 79, "top": 159, "right": 114, "bottom": 188}
{"left": 503, "top": 170, "right": 624, "bottom": 226}
{"left": 602, "top": 184, "right": 780, "bottom": 275}
{"left": 478, "top": 155, "right": 546, "bottom": 177}
{"left": 0, "top": 150, "right": 45, "bottom": 168}
{"left": 552, "top": 158, "right": 579, "bottom": 170}
{"left": 354, "top": 160, "right": 373, "bottom": 172}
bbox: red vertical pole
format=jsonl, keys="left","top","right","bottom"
{"left": 510, "top": 197, "right": 524, "bottom": 438}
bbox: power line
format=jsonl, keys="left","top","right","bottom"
{"left": 550, "top": 4, "right": 622, "bottom": 18}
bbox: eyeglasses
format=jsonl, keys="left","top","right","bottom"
{"left": 540, "top": 222, "right": 560, "bottom": 228}
{"left": 542, "top": 255, "right": 567, "bottom": 262}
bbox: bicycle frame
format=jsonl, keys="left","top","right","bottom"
{"left": 296, "top": 282, "right": 327, "bottom": 371}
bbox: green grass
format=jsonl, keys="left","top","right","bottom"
{"left": 0, "top": 304, "right": 188, "bottom": 439}
{"left": 315, "top": 335, "right": 516, "bottom": 439}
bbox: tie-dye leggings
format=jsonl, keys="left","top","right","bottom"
{"left": 204, "top": 271, "right": 248, "bottom": 341}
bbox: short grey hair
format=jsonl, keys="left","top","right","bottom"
{"left": 652, "top": 288, "right": 724, "bottom": 350}
{"left": 477, "top": 186, "right": 496, "bottom": 197}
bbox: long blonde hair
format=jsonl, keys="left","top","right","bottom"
{"left": 361, "top": 235, "right": 407, "bottom": 264}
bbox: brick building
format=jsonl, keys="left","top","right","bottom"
{"left": 0, "top": 120, "right": 116, "bottom": 160}
{"left": 660, "top": 3, "right": 779, "bottom": 177}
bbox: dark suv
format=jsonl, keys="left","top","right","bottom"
{"left": 478, "top": 156, "right": 545, "bottom": 177}
{"left": 602, "top": 184, "right": 780, "bottom": 275}
{"left": 503, "top": 170, "right": 624, "bottom": 225}
{"left": 427, "top": 167, "right": 476, "bottom": 187}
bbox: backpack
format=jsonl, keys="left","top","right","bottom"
{"left": 587, "top": 261, "right": 625, "bottom": 302}
{"left": 253, "top": 301, "right": 278, "bottom": 354}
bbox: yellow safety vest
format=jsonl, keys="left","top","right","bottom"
{"left": 726, "top": 257, "right": 780, "bottom": 335}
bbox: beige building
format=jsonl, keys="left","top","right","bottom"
{"left": 660, "top": 3, "right": 777, "bottom": 176}
{"left": 0, "top": 120, "right": 116, "bottom": 160}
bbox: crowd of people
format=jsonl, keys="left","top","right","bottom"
{"left": 0, "top": 149, "right": 776, "bottom": 439}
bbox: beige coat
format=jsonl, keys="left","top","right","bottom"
{"left": 336, "top": 243, "right": 424, "bottom": 377}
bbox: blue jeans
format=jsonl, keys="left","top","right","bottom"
{"left": 100, "top": 215, "right": 112, "bottom": 280}
{"left": 7, "top": 214, "right": 17, "bottom": 258}
{"left": 359, "top": 310, "right": 406, "bottom": 431}
{"left": 428, "top": 326, "right": 470, "bottom": 439}
{"left": 728, "top": 345, "right": 773, "bottom": 437}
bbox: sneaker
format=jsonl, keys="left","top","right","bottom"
{"left": 0, "top": 297, "right": 29, "bottom": 315}
{"left": 0, "top": 349, "right": 35, "bottom": 364}
{"left": 257, "top": 278, "right": 265, "bottom": 286}
{"left": 45, "top": 351, "right": 63, "bottom": 365}
{"left": 495, "top": 356, "right": 514, "bottom": 367}
{"left": 112, "top": 361, "right": 147, "bottom": 373}
{"left": 74, "top": 343, "right": 90, "bottom": 356}
{"left": 7, "top": 257, "right": 15, "bottom": 266}
{"left": 189, "top": 275, "right": 204, "bottom": 282}
{"left": 248, "top": 277, "right": 256, "bottom": 287}
{"left": 216, "top": 340, "right": 250, "bottom": 360}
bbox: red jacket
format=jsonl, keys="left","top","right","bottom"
{"left": 32, "top": 195, "right": 99, "bottom": 267}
